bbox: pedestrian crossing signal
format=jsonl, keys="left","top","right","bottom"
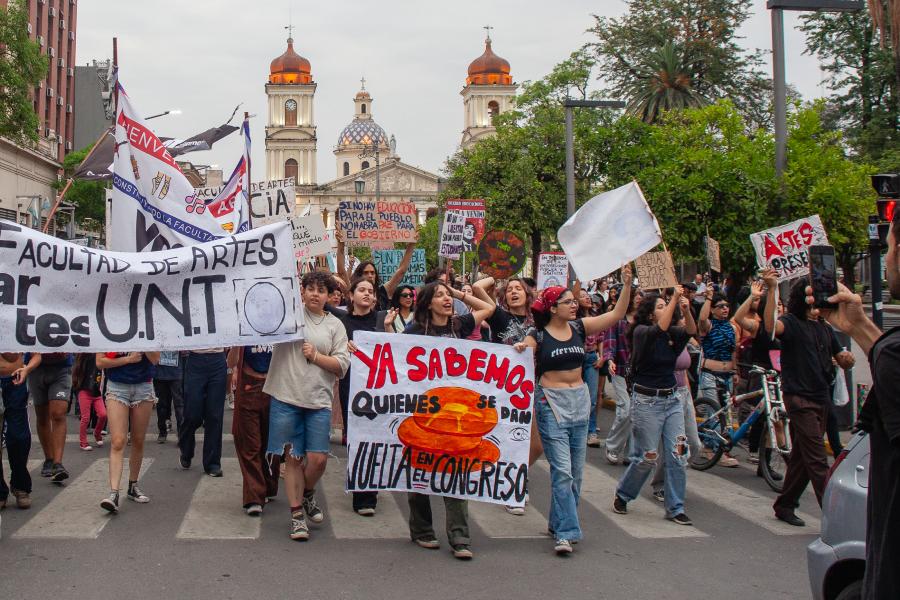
{"left": 877, "top": 199, "right": 896, "bottom": 223}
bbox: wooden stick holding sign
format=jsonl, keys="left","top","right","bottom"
{"left": 634, "top": 248, "right": 678, "bottom": 290}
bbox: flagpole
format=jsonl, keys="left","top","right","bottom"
{"left": 42, "top": 126, "right": 111, "bottom": 233}
{"left": 243, "top": 111, "right": 252, "bottom": 230}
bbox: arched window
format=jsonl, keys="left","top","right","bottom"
{"left": 488, "top": 100, "right": 500, "bottom": 125}
{"left": 361, "top": 104, "right": 367, "bottom": 114}
{"left": 361, "top": 160, "right": 370, "bottom": 170}
{"left": 284, "top": 99, "right": 298, "bottom": 126}
{"left": 343, "top": 162, "right": 350, "bottom": 176}
{"left": 284, "top": 158, "right": 298, "bottom": 184}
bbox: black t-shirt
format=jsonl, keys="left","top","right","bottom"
{"left": 750, "top": 317, "right": 779, "bottom": 369}
{"left": 376, "top": 284, "right": 390, "bottom": 312}
{"left": 487, "top": 306, "right": 531, "bottom": 346}
{"left": 527, "top": 319, "right": 586, "bottom": 378}
{"left": 333, "top": 307, "right": 387, "bottom": 408}
{"left": 631, "top": 324, "right": 691, "bottom": 389}
{"left": 76, "top": 354, "right": 102, "bottom": 396}
{"left": 777, "top": 314, "right": 840, "bottom": 403}
{"left": 860, "top": 327, "right": 900, "bottom": 600}
{"left": 405, "top": 313, "right": 476, "bottom": 339}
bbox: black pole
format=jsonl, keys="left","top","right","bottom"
{"left": 869, "top": 214, "right": 884, "bottom": 329}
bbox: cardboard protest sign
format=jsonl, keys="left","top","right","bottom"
{"left": 536, "top": 252, "right": 569, "bottom": 290}
{"left": 445, "top": 199, "right": 486, "bottom": 252}
{"left": 634, "top": 250, "right": 678, "bottom": 290}
{"left": 373, "top": 248, "right": 426, "bottom": 287}
{"left": 558, "top": 181, "right": 662, "bottom": 282}
{"left": 290, "top": 215, "right": 331, "bottom": 262}
{"left": 346, "top": 331, "right": 534, "bottom": 506}
{"left": 750, "top": 215, "right": 829, "bottom": 281}
{"left": 337, "top": 199, "right": 418, "bottom": 249}
{"left": 195, "top": 178, "right": 295, "bottom": 228}
{"left": 706, "top": 236, "right": 721, "bottom": 274}
{"left": 438, "top": 210, "right": 465, "bottom": 259}
{"left": 0, "top": 219, "right": 303, "bottom": 352}
{"left": 478, "top": 230, "right": 526, "bottom": 279}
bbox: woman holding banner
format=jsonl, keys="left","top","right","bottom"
{"left": 263, "top": 272, "right": 350, "bottom": 541}
{"left": 612, "top": 287, "right": 697, "bottom": 526}
{"left": 514, "top": 266, "right": 633, "bottom": 556}
{"left": 402, "top": 280, "right": 494, "bottom": 560}
{"left": 329, "top": 277, "right": 389, "bottom": 516}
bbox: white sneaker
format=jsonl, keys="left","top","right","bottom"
{"left": 606, "top": 450, "right": 620, "bottom": 465}
{"left": 245, "top": 503, "right": 263, "bottom": 516}
{"left": 505, "top": 505, "right": 525, "bottom": 516}
{"left": 80, "top": 444, "right": 93, "bottom": 452}
{"left": 356, "top": 507, "right": 376, "bottom": 517}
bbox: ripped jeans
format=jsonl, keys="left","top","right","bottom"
{"left": 615, "top": 390, "right": 689, "bottom": 518}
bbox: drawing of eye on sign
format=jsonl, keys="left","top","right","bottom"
{"left": 750, "top": 215, "right": 829, "bottom": 282}
{"left": 345, "top": 332, "right": 535, "bottom": 506}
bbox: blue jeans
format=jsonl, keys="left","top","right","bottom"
{"left": 582, "top": 352, "right": 599, "bottom": 435}
{"left": 179, "top": 352, "right": 227, "bottom": 472}
{"left": 615, "top": 390, "right": 689, "bottom": 518}
{"left": 536, "top": 391, "right": 588, "bottom": 542}
{"left": 0, "top": 378, "right": 31, "bottom": 500}
{"left": 604, "top": 374, "right": 632, "bottom": 456}
{"left": 698, "top": 369, "right": 732, "bottom": 407}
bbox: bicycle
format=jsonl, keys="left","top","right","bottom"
{"left": 691, "top": 365, "right": 791, "bottom": 493}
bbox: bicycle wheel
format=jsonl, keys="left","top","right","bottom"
{"left": 690, "top": 397, "right": 726, "bottom": 471}
{"left": 760, "top": 421, "right": 789, "bottom": 493}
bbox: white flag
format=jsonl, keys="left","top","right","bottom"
{"left": 111, "top": 81, "right": 249, "bottom": 251}
{"left": 558, "top": 181, "right": 662, "bottom": 282}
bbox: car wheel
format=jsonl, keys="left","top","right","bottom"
{"left": 834, "top": 579, "right": 863, "bottom": 600}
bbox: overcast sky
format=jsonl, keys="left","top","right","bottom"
{"left": 76, "top": 0, "right": 828, "bottom": 184}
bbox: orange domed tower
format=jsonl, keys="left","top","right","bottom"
{"left": 265, "top": 34, "right": 318, "bottom": 186}
{"left": 461, "top": 27, "right": 517, "bottom": 149}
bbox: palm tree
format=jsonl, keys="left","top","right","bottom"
{"left": 623, "top": 41, "right": 708, "bottom": 124}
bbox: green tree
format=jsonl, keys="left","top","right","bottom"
{"left": 799, "top": 7, "right": 898, "bottom": 166}
{"left": 588, "top": 0, "right": 771, "bottom": 129}
{"left": 623, "top": 41, "right": 708, "bottom": 123}
{"left": 55, "top": 147, "right": 107, "bottom": 232}
{"left": 0, "top": 1, "right": 48, "bottom": 144}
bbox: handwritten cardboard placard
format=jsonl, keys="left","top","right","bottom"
{"left": 536, "top": 252, "right": 569, "bottom": 290}
{"left": 346, "top": 331, "right": 534, "bottom": 506}
{"left": 634, "top": 250, "right": 678, "bottom": 290}
{"left": 706, "top": 236, "right": 721, "bottom": 274}
{"left": 445, "top": 199, "right": 486, "bottom": 252}
{"left": 750, "top": 215, "right": 829, "bottom": 282}
{"left": 438, "top": 210, "right": 465, "bottom": 259}
{"left": 478, "top": 230, "right": 526, "bottom": 279}
{"left": 373, "top": 248, "right": 427, "bottom": 287}
{"left": 290, "top": 215, "right": 332, "bottom": 262}
{"left": 337, "top": 199, "right": 418, "bottom": 249}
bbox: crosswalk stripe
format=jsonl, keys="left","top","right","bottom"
{"left": 13, "top": 458, "right": 153, "bottom": 539}
{"left": 176, "top": 458, "right": 258, "bottom": 540}
{"left": 467, "top": 499, "right": 548, "bottom": 539}
{"left": 687, "top": 469, "right": 820, "bottom": 534}
{"left": 320, "top": 459, "right": 408, "bottom": 539}
{"left": 533, "top": 461, "right": 709, "bottom": 539}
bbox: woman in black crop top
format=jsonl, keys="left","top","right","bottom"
{"left": 613, "top": 287, "right": 697, "bottom": 527}
{"left": 515, "top": 265, "right": 633, "bottom": 555}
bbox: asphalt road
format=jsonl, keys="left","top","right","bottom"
{"left": 0, "top": 404, "right": 821, "bottom": 600}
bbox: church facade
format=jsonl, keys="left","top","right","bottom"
{"left": 263, "top": 31, "right": 517, "bottom": 227}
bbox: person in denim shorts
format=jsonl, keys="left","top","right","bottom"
{"left": 95, "top": 351, "right": 159, "bottom": 513}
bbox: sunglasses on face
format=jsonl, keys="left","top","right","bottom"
{"left": 557, "top": 299, "right": 577, "bottom": 306}
{"left": 714, "top": 303, "right": 729, "bottom": 309}
{"left": 399, "top": 293, "right": 413, "bottom": 298}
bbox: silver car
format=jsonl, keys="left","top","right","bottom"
{"left": 807, "top": 431, "right": 869, "bottom": 600}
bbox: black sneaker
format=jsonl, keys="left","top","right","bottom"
{"left": 127, "top": 483, "right": 149, "bottom": 503}
{"left": 452, "top": 544, "right": 474, "bottom": 560}
{"left": 100, "top": 491, "right": 119, "bottom": 513}
{"left": 157, "top": 432, "right": 167, "bottom": 444}
{"left": 290, "top": 511, "right": 309, "bottom": 540}
{"left": 302, "top": 491, "right": 324, "bottom": 523}
{"left": 613, "top": 496, "right": 628, "bottom": 514}
{"left": 667, "top": 513, "right": 693, "bottom": 526}
{"left": 652, "top": 489, "right": 665, "bottom": 503}
{"left": 179, "top": 455, "right": 191, "bottom": 470}
{"left": 50, "top": 463, "right": 69, "bottom": 483}
{"left": 40, "top": 459, "right": 53, "bottom": 478}
{"left": 775, "top": 511, "right": 805, "bottom": 527}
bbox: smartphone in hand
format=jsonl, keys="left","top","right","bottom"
{"left": 808, "top": 244, "right": 838, "bottom": 309}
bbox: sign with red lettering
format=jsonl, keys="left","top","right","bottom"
{"left": 750, "top": 215, "right": 829, "bottom": 281}
{"left": 445, "top": 199, "right": 486, "bottom": 252}
{"left": 346, "top": 331, "right": 535, "bottom": 506}
{"left": 337, "top": 199, "right": 418, "bottom": 249}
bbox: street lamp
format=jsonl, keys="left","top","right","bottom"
{"left": 354, "top": 177, "right": 365, "bottom": 195}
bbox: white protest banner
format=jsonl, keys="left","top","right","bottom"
{"left": 290, "top": 215, "right": 331, "bottom": 262}
{"left": 0, "top": 219, "right": 303, "bottom": 352}
{"left": 536, "top": 252, "right": 569, "bottom": 290}
{"left": 373, "top": 248, "right": 426, "bottom": 286}
{"left": 446, "top": 199, "right": 486, "bottom": 252}
{"left": 438, "top": 211, "right": 464, "bottom": 259}
{"left": 558, "top": 181, "right": 662, "bottom": 282}
{"left": 634, "top": 250, "right": 678, "bottom": 290}
{"left": 195, "top": 178, "right": 295, "bottom": 228}
{"left": 347, "top": 331, "right": 534, "bottom": 506}
{"left": 337, "top": 199, "right": 418, "bottom": 249}
{"left": 750, "top": 215, "right": 829, "bottom": 281}
{"left": 111, "top": 83, "right": 250, "bottom": 252}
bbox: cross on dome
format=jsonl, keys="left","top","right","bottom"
{"left": 360, "top": 76, "right": 366, "bottom": 91}
{"left": 484, "top": 24, "right": 493, "bottom": 42}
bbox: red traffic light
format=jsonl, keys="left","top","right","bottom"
{"left": 878, "top": 199, "right": 897, "bottom": 222}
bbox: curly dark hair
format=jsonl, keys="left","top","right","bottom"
{"left": 627, "top": 292, "right": 662, "bottom": 347}
{"left": 301, "top": 271, "right": 337, "bottom": 293}
{"left": 786, "top": 279, "right": 810, "bottom": 319}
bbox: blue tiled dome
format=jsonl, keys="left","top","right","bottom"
{"left": 337, "top": 118, "right": 389, "bottom": 147}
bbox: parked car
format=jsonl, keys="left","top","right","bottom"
{"left": 807, "top": 431, "right": 869, "bottom": 600}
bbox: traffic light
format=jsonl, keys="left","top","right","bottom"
{"left": 872, "top": 173, "right": 900, "bottom": 228}
{"left": 878, "top": 198, "right": 897, "bottom": 222}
